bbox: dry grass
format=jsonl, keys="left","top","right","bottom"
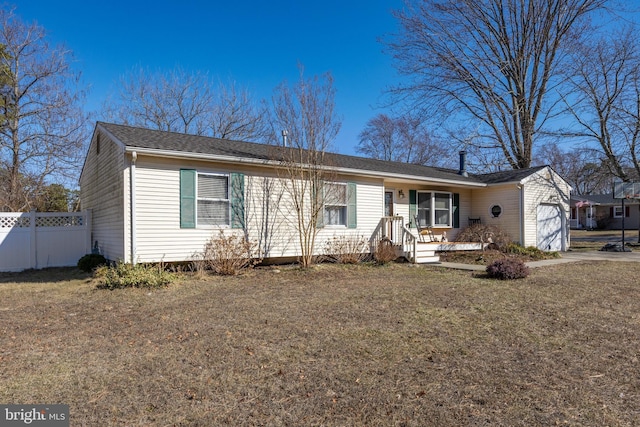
{"left": 439, "top": 248, "right": 554, "bottom": 265}
{"left": 1, "top": 263, "right": 640, "bottom": 426}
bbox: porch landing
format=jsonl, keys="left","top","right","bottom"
{"left": 425, "top": 242, "right": 484, "bottom": 251}
{"left": 412, "top": 242, "right": 484, "bottom": 264}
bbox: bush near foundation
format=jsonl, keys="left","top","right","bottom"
{"left": 323, "top": 234, "right": 370, "bottom": 264}
{"left": 77, "top": 253, "right": 107, "bottom": 272}
{"left": 374, "top": 238, "right": 398, "bottom": 264}
{"left": 456, "top": 224, "right": 511, "bottom": 251}
{"left": 95, "top": 262, "right": 175, "bottom": 289}
{"left": 198, "top": 231, "right": 261, "bottom": 275}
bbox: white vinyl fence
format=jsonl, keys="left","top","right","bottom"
{"left": 0, "top": 210, "right": 92, "bottom": 272}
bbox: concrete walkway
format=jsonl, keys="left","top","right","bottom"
{"left": 437, "top": 250, "right": 640, "bottom": 271}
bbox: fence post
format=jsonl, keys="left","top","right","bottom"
{"left": 29, "top": 210, "right": 37, "bottom": 269}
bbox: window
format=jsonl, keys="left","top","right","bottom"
{"left": 417, "top": 192, "right": 431, "bottom": 227}
{"left": 491, "top": 205, "right": 502, "bottom": 218}
{"left": 197, "top": 173, "right": 229, "bottom": 226}
{"left": 324, "top": 182, "right": 347, "bottom": 226}
{"left": 434, "top": 193, "right": 451, "bottom": 225}
{"left": 613, "top": 206, "right": 629, "bottom": 218}
{"left": 416, "top": 191, "right": 452, "bottom": 227}
{"left": 180, "top": 170, "right": 244, "bottom": 229}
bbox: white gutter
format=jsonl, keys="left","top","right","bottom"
{"left": 122, "top": 147, "right": 488, "bottom": 188}
{"left": 130, "top": 151, "right": 137, "bottom": 265}
{"left": 517, "top": 183, "right": 525, "bottom": 245}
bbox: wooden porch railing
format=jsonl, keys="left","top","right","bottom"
{"left": 371, "top": 216, "right": 418, "bottom": 263}
{"left": 401, "top": 223, "right": 417, "bottom": 263}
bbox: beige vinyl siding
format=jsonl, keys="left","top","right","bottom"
{"left": 79, "top": 131, "right": 126, "bottom": 261}
{"left": 521, "top": 168, "right": 570, "bottom": 248}
{"left": 470, "top": 184, "right": 521, "bottom": 243}
{"left": 469, "top": 167, "right": 570, "bottom": 248}
{"left": 131, "top": 156, "right": 387, "bottom": 263}
{"left": 316, "top": 177, "right": 383, "bottom": 253}
{"left": 133, "top": 159, "right": 237, "bottom": 263}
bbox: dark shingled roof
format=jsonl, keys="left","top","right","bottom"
{"left": 472, "top": 165, "right": 549, "bottom": 184}
{"left": 572, "top": 193, "right": 639, "bottom": 205}
{"left": 97, "top": 122, "right": 548, "bottom": 186}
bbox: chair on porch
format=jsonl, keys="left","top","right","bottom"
{"left": 468, "top": 217, "right": 482, "bottom": 226}
{"left": 414, "top": 215, "right": 435, "bottom": 242}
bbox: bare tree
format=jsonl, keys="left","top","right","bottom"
{"left": 357, "top": 114, "right": 398, "bottom": 161}
{"left": 244, "top": 175, "right": 286, "bottom": 258}
{"left": 536, "top": 142, "right": 611, "bottom": 194}
{"left": 357, "top": 113, "right": 452, "bottom": 166}
{"left": 562, "top": 27, "right": 640, "bottom": 183}
{"left": 387, "top": 0, "right": 606, "bottom": 170}
{"left": 103, "top": 67, "right": 211, "bottom": 135}
{"left": 103, "top": 67, "right": 270, "bottom": 142}
{"left": 0, "top": 8, "right": 88, "bottom": 212}
{"left": 208, "top": 80, "right": 271, "bottom": 141}
{"left": 271, "top": 67, "right": 342, "bottom": 267}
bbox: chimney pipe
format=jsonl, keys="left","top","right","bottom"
{"left": 282, "top": 130, "right": 288, "bottom": 147}
{"left": 459, "top": 150, "right": 468, "bottom": 177}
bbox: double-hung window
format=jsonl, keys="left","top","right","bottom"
{"left": 416, "top": 191, "right": 452, "bottom": 227}
{"left": 197, "top": 173, "right": 230, "bottom": 226}
{"left": 417, "top": 192, "right": 431, "bottom": 227}
{"left": 613, "top": 205, "right": 629, "bottom": 218}
{"left": 434, "top": 192, "right": 451, "bottom": 225}
{"left": 324, "top": 182, "right": 348, "bottom": 226}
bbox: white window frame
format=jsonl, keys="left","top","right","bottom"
{"left": 613, "top": 206, "right": 625, "bottom": 218}
{"left": 196, "top": 172, "right": 230, "bottom": 227}
{"left": 417, "top": 191, "right": 452, "bottom": 227}
{"left": 324, "top": 182, "right": 348, "bottom": 227}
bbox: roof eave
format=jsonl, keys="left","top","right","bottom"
{"left": 124, "top": 146, "right": 487, "bottom": 188}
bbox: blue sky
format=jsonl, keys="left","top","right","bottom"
{"left": 13, "top": 0, "right": 404, "bottom": 155}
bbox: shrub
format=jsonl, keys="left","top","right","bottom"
{"left": 486, "top": 258, "right": 530, "bottom": 280}
{"left": 456, "top": 224, "right": 511, "bottom": 251}
{"left": 198, "top": 231, "right": 261, "bottom": 275}
{"left": 323, "top": 234, "right": 370, "bottom": 264}
{"left": 95, "top": 262, "right": 175, "bottom": 289}
{"left": 77, "top": 253, "right": 107, "bottom": 273}
{"left": 506, "top": 243, "right": 559, "bottom": 260}
{"left": 374, "top": 238, "right": 398, "bottom": 264}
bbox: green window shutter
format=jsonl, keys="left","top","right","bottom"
{"left": 453, "top": 193, "right": 460, "bottom": 228}
{"left": 409, "top": 190, "right": 417, "bottom": 227}
{"left": 180, "top": 169, "right": 196, "bottom": 229}
{"left": 347, "top": 182, "right": 357, "bottom": 229}
{"left": 231, "top": 173, "right": 245, "bottom": 229}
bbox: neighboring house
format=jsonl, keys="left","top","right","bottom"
{"left": 571, "top": 194, "right": 640, "bottom": 230}
{"left": 79, "top": 122, "right": 571, "bottom": 264}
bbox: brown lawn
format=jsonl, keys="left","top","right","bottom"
{"left": 1, "top": 263, "right": 639, "bottom": 426}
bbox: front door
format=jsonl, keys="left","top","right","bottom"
{"left": 385, "top": 191, "right": 394, "bottom": 238}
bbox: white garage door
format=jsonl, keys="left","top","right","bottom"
{"left": 537, "top": 204, "right": 563, "bottom": 251}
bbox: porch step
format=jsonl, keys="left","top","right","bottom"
{"left": 414, "top": 247, "right": 440, "bottom": 264}
{"left": 414, "top": 254, "right": 440, "bottom": 264}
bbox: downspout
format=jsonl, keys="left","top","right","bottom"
{"left": 517, "top": 183, "right": 524, "bottom": 246}
{"left": 130, "top": 151, "right": 137, "bottom": 265}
